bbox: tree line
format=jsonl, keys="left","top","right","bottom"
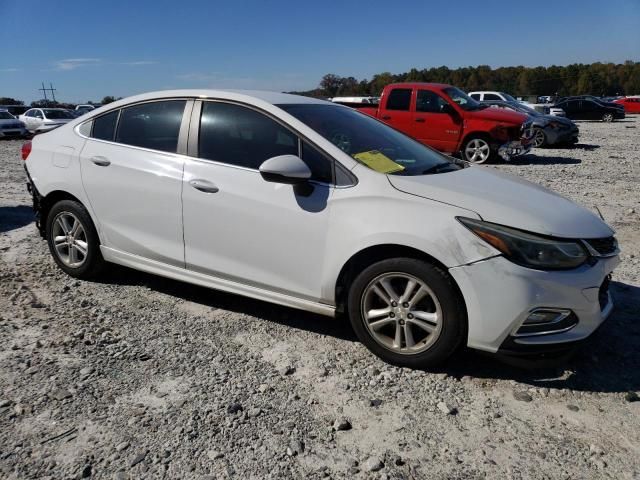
{"left": 0, "top": 96, "right": 120, "bottom": 107}
{"left": 292, "top": 61, "right": 640, "bottom": 98}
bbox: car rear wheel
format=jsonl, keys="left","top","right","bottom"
{"left": 602, "top": 113, "right": 614, "bottom": 122}
{"left": 347, "top": 258, "right": 466, "bottom": 368}
{"left": 46, "top": 200, "right": 106, "bottom": 279}
{"left": 532, "top": 128, "right": 547, "bottom": 148}
{"left": 462, "top": 136, "right": 492, "bottom": 164}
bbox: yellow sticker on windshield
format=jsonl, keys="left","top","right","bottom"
{"left": 353, "top": 150, "right": 405, "bottom": 174}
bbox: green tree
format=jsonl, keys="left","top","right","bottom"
{"left": 0, "top": 97, "right": 24, "bottom": 105}
{"left": 101, "top": 96, "right": 117, "bottom": 104}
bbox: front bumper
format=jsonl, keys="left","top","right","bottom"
{"left": 547, "top": 126, "right": 580, "bottom": 145}
{"left": 449, "top": 254, "right": 619, "bottom": 355}
{"left": 497, "top": 139, "right": 532, "bottom": 161}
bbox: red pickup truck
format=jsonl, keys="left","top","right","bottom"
{"left": 343, "top": 83, "right": 532, "bottom": 164}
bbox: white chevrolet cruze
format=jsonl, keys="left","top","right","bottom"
{"left": 22, "top": 90, "right": 619, "bottom": 367}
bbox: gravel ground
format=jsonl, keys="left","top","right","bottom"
{"left": 1, "top": 117, "right": 639, "bottom": 480}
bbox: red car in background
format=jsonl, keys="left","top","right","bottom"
{"left": 614, "top": 97, "right": 640, "bottom": 113}
{"left": 338, "top": 83, "right": 532, "bottom": 164}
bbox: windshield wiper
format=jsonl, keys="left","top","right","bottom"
{"left": 421, "top": 162, "right": 458, "bottom": 175}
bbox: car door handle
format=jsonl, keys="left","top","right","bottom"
{"left": 90, "top": 156, "right": 110, "bottom": 166}
{"left": 381, "top": 115, "right": 391, "bottom": 120}
{"left": 189, "top": 179, "right": 219, "bottom": 193}
{"left": 415, "top": 118, "right": 426, "bottom": 123}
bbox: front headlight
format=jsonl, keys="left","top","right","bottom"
{"left": 458, "top": 217, "right": 588, "bottom": 270}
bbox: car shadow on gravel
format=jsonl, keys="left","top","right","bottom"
{"left": 441, "top": 281, "right": 640, "bottom": 394}
{"left": 510, "top": 155, "right": 581, "bottom": 166}
{"left": 0, "top": 205, "right": 33, "bottom": 233}
{"left": 100, "top": 266, "right": 358, "bottom": 342}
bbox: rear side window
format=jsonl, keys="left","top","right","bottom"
{"left": 91, "top": 110, "right": 119, "bottom": 141}
{"left": 115, "top": 100, "right": 186, "bottom": 153}
{"left": 198, "top": 102, "right": 298, "bottom": 170}
{"left": 385, "top": 89, "right": 412, "bottom": 111}
{"left": 469, "top": 93, "right": 481, "bottom": 100}
{"left": 484, "top": 93, "right": 502, "bottom": 101}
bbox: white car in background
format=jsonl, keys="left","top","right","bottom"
{"left": 19, "top": 108, "right": 75, "bottom": 134}
{"left": 469, "top": 91, "right": 566, "bottom": 117}
{"left": 0, "top": 109, "right": 28, "bottom": 138}
{"left": 21, "top": 90, "right": 619, "bottom": 367}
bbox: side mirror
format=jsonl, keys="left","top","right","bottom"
{"left": 440, "top": 103, "right": 454, "bottom": 115}
{"left": 259, "top": 155, "right": 311, "bottom": 184}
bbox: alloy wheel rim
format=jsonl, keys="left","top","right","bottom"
{"left": 465, "top": 139, "right": 490, "bottom": 163}
{"left": 533, "top": 129, "right": 545, "bottom": 147}
{"left": 603, "top": 113, "right": 613, "bottom": 122}
{"left": 361, "top": 272, "right": 443, "bottom": 355}
{"left": 51, "top": 212, "right": 88, "bottom": 268}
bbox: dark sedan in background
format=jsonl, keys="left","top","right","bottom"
{"left": 553, "top": 98, "right": 625, "bottom": 122}
{"left": 481, "top": 100, "right": 579, "bottom": 147}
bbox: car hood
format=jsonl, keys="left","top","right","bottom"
{"left": 470, "top": 107, "right": 527, "bottom": 125}
{"left": 388, "top": 166, "right": 613, "bottom": 238}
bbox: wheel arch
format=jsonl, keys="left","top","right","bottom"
{"left": 40, "top": 191, "right": 89, "bottom": 239}
{"left": 333, "top": 244, "right": 466, "bottom": 316}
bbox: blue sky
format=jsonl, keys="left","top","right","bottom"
{"left": 1, "top": 0, "right": 639, "bottom": 103}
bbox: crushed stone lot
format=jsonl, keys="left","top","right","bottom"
{"left": 1, "top": 117, "right": 639, "bottom": 479}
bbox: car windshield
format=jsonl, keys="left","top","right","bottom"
{"left": 43, "top": 109, "right": 74, "bottom": 119}
{"left": 278, "top": 104, "right": 461, "bottom": 176}
{"left": 0, "top": 111, "right": 14, "bottom": 119}
{"left": 443, "top": 87, "right": 485, "bottom": 111}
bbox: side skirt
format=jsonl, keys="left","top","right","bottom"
{"left": 100, "top": 246, "right": 336, "bottom": 318}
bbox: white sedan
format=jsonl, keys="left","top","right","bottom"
{"left": 21, "top": 90, "right": 619, "bottom": 367}
{"left": 19, "top": 108, "right": 75, "bottom": 134}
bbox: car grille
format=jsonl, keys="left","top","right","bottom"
{"left": 585, "top": 236, "right": 618, "bottom": 257}
{"left": 598, "top": 276, "right": 611, "bottom": 311}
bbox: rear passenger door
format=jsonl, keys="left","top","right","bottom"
{"left": 181, "top": 100, "right": 333, "bottom": 301}
{"left": 79, "top": 99, "right": 192, "bottom": 267}
{"left": 378, "top": 88, "right": 414, "bottom": 135}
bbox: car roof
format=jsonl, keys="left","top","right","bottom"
{"left": 100, "top": 89, "right": 330, "bottom": 106}
{"left": 384, "top": 82, "right": 452, "bottom": 90}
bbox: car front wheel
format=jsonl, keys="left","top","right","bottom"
{"left": 347, "top": 258, "right": 466, "bottom": 368}
{"left": 46, "top": 200, "right": 105, "bottom": 279}
{"left": 462, "top": 136, "right": 493, "bottom": 164}
{"left": 532, "top": 128, "right": 547, "bottom": 147}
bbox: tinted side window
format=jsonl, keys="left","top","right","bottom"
{"left": 199, "top": 102, "right": 298, "bottom": 170}
{"left": 91, "top": 110, "right": 119, "bottom": 141}
{"left": 484, "top": 93, "right": 502, "bottom": 101}
{"left": 416, "top": 90, "right": 449, "bottom": 113}
{"left": 385, "top": 89, "right": 412, "bottom": 111}
{"left": 469, "top": 93, "right": 481, "bottom": 100}
{"left": 301, "top": 142, "right": 333, "bottom": 183}
{"left": 115, "top": 100, "right": 186, "bottom": 153}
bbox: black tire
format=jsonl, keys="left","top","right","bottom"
{"left": 347, "top": 258, "right": 466, "bottom": 368}
{"left": 532, "top": 128, "right": 547, "bottom": 148}
{"left": 461, "top": 135, "right": 494, "bottom": 164}
{"left": 46, "top": 200, "right": 106, "bottom": 279}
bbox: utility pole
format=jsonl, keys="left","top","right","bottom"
{"left": 38, "top": 82, "right": 58, "bottom": 102}
{"left": 39, "top": 82, "right": 48, "bottom": 101}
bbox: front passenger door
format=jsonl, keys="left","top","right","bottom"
{"left": 412, "top": 89, "right": 461, "bottom": 153}
{"left": 182, "top": 101, "right": 333, "bottom": 301}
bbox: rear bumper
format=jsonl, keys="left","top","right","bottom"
{"left": 0, "top": 128, "right": 28, "bottom": 138}
{"left": 24, "top": 166, "right": 46, "bottom": 238}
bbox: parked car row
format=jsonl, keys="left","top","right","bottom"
{"left": 554, "top": 95, "right": 625, "bottom": 122}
